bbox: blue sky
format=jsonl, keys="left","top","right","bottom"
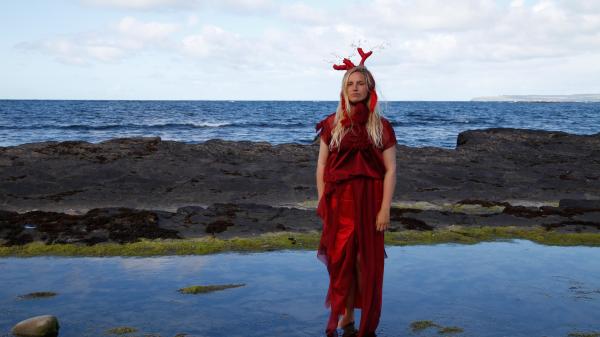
{"left": 2, "top": 0, "right": 599, "bottom": 100}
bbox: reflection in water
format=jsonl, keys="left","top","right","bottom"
{"left": 1, "top": 239, "right": 599, "bottom": 337}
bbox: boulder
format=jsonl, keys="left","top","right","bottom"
{"left": 11, "top": 315, "right": 59, "bottom": 337}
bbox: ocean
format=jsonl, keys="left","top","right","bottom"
{"left": 1, "top": 100, "right": 599, "bottom": 149}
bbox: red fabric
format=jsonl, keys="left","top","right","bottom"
{"left": 368, "top": 90, "right": 378, "bottom": 114}
{"left": 315, "top": 109, "right": 397, "bottom": 337}
{"left": 341, "top": 101, "right": 370, "bottom": 128}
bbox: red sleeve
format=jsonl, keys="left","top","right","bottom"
{"left": 381, "top": 117, "right": 397, "bottom": 150}
{"left": 315, "top": 114, "right": 334, "bottom": 144}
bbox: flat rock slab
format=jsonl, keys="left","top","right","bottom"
{"left": 1, "top": 128, "right": 599, "bottom": 214}
{"left": 2, "top": 201, "right": 599, "bottom": 246}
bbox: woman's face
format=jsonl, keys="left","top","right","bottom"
{"left": 346, "top": 71, "right": 369, "bottom": 104}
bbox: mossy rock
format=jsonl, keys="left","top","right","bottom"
{"left": 105, "top": 326, "right": 138, "bottom": 334}
{"left": 410, "top": 320, "right": 440, "bottom": 331}
{"left": 2, "top": 227, "right": 600, "bottom": 257}
{"left": 409, "top": 320, "right": 464, "bottom": 335}
{"left": 438, "top": 326, "right": 464, "bottom": 334}
{"left": 178, "top": 283, "right": 245, "bottom": 294}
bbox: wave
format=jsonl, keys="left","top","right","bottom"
{"left": 0, "top": 121, "right": 308, "bottom": 130}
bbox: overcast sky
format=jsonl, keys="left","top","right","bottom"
{"left": 2, "top": 0, "right": 599, "bottom": 100}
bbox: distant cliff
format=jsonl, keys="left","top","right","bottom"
{"left": 471, "top": 94, "right": 600, "bottom": 102}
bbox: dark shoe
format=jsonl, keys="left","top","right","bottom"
{"left": 341, "top": 321, "right": 357, "bottom": 337}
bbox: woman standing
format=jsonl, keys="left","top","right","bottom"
{"left": 315, "top": 48, "right": 397, "bottom": 337}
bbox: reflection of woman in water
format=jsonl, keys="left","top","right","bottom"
{"left": 315, "top": 48, "right": 397, "bottom": 337}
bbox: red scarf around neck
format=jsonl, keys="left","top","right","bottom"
{"left": 341, "top": 101, "right": 370, "bottom": 127}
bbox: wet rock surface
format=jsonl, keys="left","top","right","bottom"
{"left": 2, "top": 199, "right": 598, "bottom": 246}
{"left": 1, "top": 128, "right": 600, "bottom": 245}
{"left": 0, "top": 207, "right": 180, "bottom": 246}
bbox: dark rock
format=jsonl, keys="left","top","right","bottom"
{"left": 0, "top": 207, "right": 180, "bottom": 246}
{"left": 542, "top": 220, "right": 600, "bottom": 232}
{"left": 502, "top": 205, "right": 546, "bottom": 218}
{"left": 399, "top": 217, "right": 434, "bottom": 231}
{"left": 205, "top": 220, "right": 234, "bottom": 234}
{"left": 559, "top": 199, "right": 600, "bottom": 211}
{"left": 17, "top": 292, "right": 57, "bottom": 299}
{"left": 1, "top": 129, "right": 600, "bottom": 213}
{"left": 2, "top": 200, "right": 600, "bottom": 245}
{"left": 2, "top": 129, "right": 600, "bottom": 242}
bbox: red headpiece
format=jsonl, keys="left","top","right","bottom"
{"left": 333, "top": 47, "right": 378, "bottom": 117}
{"left": 333, "top": 47, "right": 373, "bottom": 70}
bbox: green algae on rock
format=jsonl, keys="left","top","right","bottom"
{"left": 384, "top": 226, "right": 600, "bottom": 247}
{"left": 0, "top": 231, "right": 321, "bottom": 257}
{"left": 438, "top": 326, "right": 465, "bottom": 334}
{"left": 1, "top": 227, "right": 600, "bottom": 257}
{"left": 178, "top": 284, "right": 245, "bottom": 294}
{"left": 410, "top": 320, "right": 440, "bottom": 331}
{"left": 105, "top": 326, "right": 138, "bottom": 334}
{"left": 409, "top": 320, "right": 464, "bottom": 334}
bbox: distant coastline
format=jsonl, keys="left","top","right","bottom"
{"left": 471, "top": 94, "right": 600, "bottom": 102}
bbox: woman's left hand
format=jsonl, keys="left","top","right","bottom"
{"left": 376, "top": 207, "right": 390, "bottom": 232}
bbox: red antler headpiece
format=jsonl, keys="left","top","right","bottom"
{"left": 332, "top": 47, "right": 378, "bottom": 114}
{"left": 332, "top": 48, "right": 373, "bottom": 70}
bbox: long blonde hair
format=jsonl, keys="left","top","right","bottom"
{"left": 329, "top": 66, "right": 384, "bottom": 150}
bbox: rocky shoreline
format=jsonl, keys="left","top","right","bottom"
{"left": 1, "top": 127, "right": 600, "bottom": 247}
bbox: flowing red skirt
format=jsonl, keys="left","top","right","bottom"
{"left": 317, "top": 177, "right": 386, "bottom": 337}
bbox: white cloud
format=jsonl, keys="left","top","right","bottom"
{"left": 82, "top": 0, "right": 198, "bottom": 10}
{"left": 355, "top": 0, "right": 499, "bottom": 32}
{"left": 181, "top": 25, "right": 239, "bottom": 58}
{"left": 13, "top": 0, "right": 600, "bottom": 99}
{"left": 187, "top": 14, "right": 199, "bottom": 27}
{"left": 116, "top": 16, "right": 180, "bottom": 40}
{"left": 217, "top": 0, "right": 274, "bottom": 13}
{"left": 85, "top": 45, "right": 127, "bottom": 62}
{"left": 19, "top": 16, "right": 180, "bottom": 65}
{"left": 279, "top": 2, "right": 327, "bottom": 24}
{"left": 82, "top": 0, "right": 274, "bottom": 12}
{"left": 36, "top": 36, "right": 130, "bottom": 65}
{"left": 335, "top": 0, "right": 600, "bottom": 68}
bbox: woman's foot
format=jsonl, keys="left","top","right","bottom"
{"left": 338, "top": 315, "right": 354, "bottom": 329}
{"left": 340, "top": 321, "right": 358, "bottom": 337}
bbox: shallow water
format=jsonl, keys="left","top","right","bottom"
{"left": 1, "top": 239, "right": 599, "bottom": 337}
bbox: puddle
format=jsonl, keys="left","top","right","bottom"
{"left": 1, "top": 239, "right": 599, "bottom": 337}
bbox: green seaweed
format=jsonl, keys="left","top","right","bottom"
{"left": 105, "top": 326, "right": 138, "bottom": 335}
{"left": 410, "top": 320, "right": 440, "bottom": 331}
{"left": 178, "top": 283, "right": 245, "bottom": 294}
{"left": 409, "top": 320, "right": 465, "bottom": 335}
{"left": 438, "top": 326, "right": 464, "bottom": 334}
{"left": 1, "top": 225, "right": 599, "bottom": 257}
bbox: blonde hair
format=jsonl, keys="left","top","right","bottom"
{"left": 329, "top": 66, "right": 384, "bottom": 150}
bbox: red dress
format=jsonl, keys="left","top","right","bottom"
{"left": 316, "top": 112, "right": 397, "bottom": 337}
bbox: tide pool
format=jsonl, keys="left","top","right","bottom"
{"left": 1, "top": 239, "right": 599, "bottom": 337}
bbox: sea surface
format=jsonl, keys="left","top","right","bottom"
{"left": 1, "top": 100, "right": 599, "bottom": 149}
{"left": 1, "top": 240, "right": 600, "bottom": 337}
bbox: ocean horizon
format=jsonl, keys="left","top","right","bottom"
{"left": 2, "top": 99, "right": 599, "bottom": 149}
